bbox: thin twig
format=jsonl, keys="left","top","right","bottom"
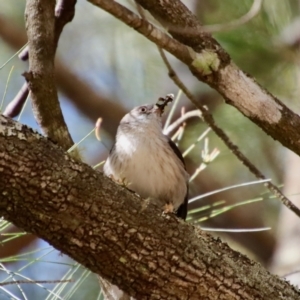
{"left": 0, "top": 66, "right": 15, "bottom": 112}
{"left": 163, "top": 110, "right": 201, "bottom": 135}
{"left": 157, "top": 46, "right": 300, "bottom": 218}
{"left": 3, "top": 82, "right": 29, "bottom": 118}
{"left": 0, "top": 279, "right": 72, "bottom": 286}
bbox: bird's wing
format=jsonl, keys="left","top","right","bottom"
{"left": 167, "top": 137, "right": 189, "bottom": 220}
{"left": 167, "top": 138, "right": 185, "bottom": 167}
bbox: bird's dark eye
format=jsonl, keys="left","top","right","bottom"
{"left": 140, "top": 107, "right": 147, "bottom": 113}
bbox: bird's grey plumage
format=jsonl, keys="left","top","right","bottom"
{"left": 104, "top": 104, "right": 189, "bottom": 220}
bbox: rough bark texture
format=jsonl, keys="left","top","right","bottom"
{"left": 88, "top": 0, "right": 300, "bottom": 157}
{"left": 24, "top": 0, "right": 74, "bottom": 150}
{"left": 0, "top": 115, "right": 299, "bottom": 300}
{"left": 136, "top": 0, "right": 229, "bottom": 60}
{"left": 5, "top": 0, "right": 77, "bottom": 121}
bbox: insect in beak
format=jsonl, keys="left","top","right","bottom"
{"left": 154, "top": 105, "right": 163, "bottom": 116}
{"left": 155, "top": 94, "right": 174, "bottom": 115}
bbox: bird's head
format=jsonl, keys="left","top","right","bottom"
{"left": 119, "top": 104, "right": 163, "bottom": 131}
{"left": 118, "top": 94, "right": 174, "bottom": 134}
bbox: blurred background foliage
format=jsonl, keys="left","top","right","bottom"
{"left": 1, "top": 0, "right": 300, "bottom": 299}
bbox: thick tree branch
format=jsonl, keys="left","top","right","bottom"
{"left": 19, "top": 0, "right": 77, "bottom": 61}
{"left": 0, "top": 115, "right": 299, "bottom": 299}
{"left": 8, "top": 0, "right": 77, "bottom": 122}
{"left": 24, "top": 0, "right": 74, "bottom": 150}
{"left": 4, "top": 0, "right": 76, "bottom": 125}
{"left": 88, "top": 0, "right": 300, "bottom": 158}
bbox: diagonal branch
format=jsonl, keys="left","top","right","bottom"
{"left": 87, "top": 0, "right": 300, "bottom": 159}
{"left": 133, "top": 2, "right": 300, "bottom": 216}
{"left": 157, "top": 47, "right": 300, "bottom": 218}
{"left": 133, "top": 4, "right": 298, "bottom": 217}
{"left": 1, "top": 116, "right": 300, "bottom": 299}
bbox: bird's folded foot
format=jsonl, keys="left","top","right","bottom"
{"left": 163, "top": 203, "right": 174, "bottom": 215}
{"left": 109, "top": 175, "right": 129, "bottom": 187}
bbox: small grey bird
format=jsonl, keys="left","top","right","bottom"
{"left": 103, "top": 99, "right": 189, "bottom": 220}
